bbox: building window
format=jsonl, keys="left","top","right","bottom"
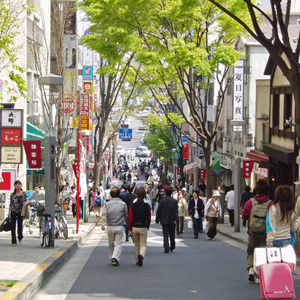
{"left": 263, "top": 123, "right": 269, "bottom": 143}
{"left": 297, "top": 19, "right": 300, "bottom": 25}
{"left": 272, "top": 94, "right": 279, "bottom": 128}
{"left": 284, "top": 93, "right": 292, "bottom": 129}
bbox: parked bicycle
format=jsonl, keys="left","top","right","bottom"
{"left": 36, "top": 203, "right": 52, "bottom": 247}
{"left": 54, "top": 206, "right": 68, "bottom": 240}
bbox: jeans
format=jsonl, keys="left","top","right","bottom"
{"left": 11, "top": 211, "right": 23, "bottom": 244}
{"left": 192, "top": 217, "right": 203, "bottom": 237}
{"left": 162, "top": 224, "right": 176, "bottom": 252}
{"left": 273, "top": 239, "right": 291, "bottom": 247}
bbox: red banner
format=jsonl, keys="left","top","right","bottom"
{"left": 23, "top": 140, "right": 42, "bottom": 169}
{"left": 243, "top": 160, "right": 255, "bottom": 178}
{"left": 72, "top": 163, "right": 79, "bottom": 178}
{"left": 199, "top": 169, "right": 206, "bottom": 180}
{"left": 183, "top": 144, "right": 189, "bottom": 159}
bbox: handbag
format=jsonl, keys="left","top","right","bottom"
{"left": 188, "top": 220, "right": 193, "bottom": 229}
{"left": 293, "top": 229, "right": 300, "bottom": 256}
{"left": 0, "top": 217, "right": 12, "bottom": 232}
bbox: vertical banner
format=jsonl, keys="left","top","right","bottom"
{"left": 199, "top": 169, "right": 206, "bottom": 180}
{"left": 23, "top": 140, "right": 42, "bottom": 169}
{"left": 243, "top": 160, "right": 255, "bottom": 178}
{"left": 80, "top": 93, "right": 90, "bottom": 131}
{"left": 233, "top": 60, "right": 244, "bottom": 131}
{"left": 183, "top": 144, "right": 189, "bottom": 159}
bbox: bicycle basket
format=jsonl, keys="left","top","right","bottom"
{"left": 36, "top": 204, "right": 45, "bottom": 217}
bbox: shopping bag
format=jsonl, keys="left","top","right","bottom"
{"left": 203, "top": 219, "right": 208, "bottom": 231}
{"left": 0, "top": 217, "right": 12, "bottom": 232}
{"left": 188, "top": 220, "right": 193, "bottom": 229}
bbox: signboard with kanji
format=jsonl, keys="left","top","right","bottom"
{"left": 0, "top": 109, "right": 23, "bottom": 164}
{"left": 80, "top": 93, "right": 90, "bottom": 131}
{"left": 1, "top": 109, "right": 22, "bottom": 127}
{"left": 23, "top": 140, "right": 42, "bottom": 169}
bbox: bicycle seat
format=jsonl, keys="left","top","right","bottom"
{"left": 55, "top": 209, "right": 62, "bottom": 213}
{"left": 32, "top": 208, "right": 37, "bottom": 212}
{"left": 43, "top": 212, "right": 51, "bottom": 217}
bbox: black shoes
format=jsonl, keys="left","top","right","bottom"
{"left": 111, "top": 258, "right": 119, "bottom": 266}
{"left": 194, "top": 235, "right": 198, "bottom": 239}
{"left": 138, "top": 254, "right": 144, "bottom": 267}
{"left": 164, "top": 250, "right": 169, "bottom": 253}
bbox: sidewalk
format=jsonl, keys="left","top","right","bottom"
{"left": 0, "top": 209, "right": 100, "bottom": 300}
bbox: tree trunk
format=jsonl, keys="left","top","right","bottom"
{"left": 203, "top": 140, "right": 214, "bottom": 200}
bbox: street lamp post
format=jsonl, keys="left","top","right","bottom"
{"left": 192, "top": 143, "right": 199, "bottom": 191}
{"left": 38, "top": 74, "right": 63, "bottom": 247}
{"left": 172, "top": 148, "right": 177, "bottom": 189}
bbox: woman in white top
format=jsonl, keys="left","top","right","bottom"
{"left": 267, "top": 185, "right": 298, "bottom": 247}
{"left": 177, "top": 192, "right": 188, "bottom": 237}
{"left": 204, "top": 190, "right": 222, "bottom": 241}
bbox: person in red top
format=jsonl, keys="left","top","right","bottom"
{"left": 128, "top": 187, "right": 151, "bottom": 267}
{"left": 242, "top": 179, "right": 273, "bottom": 282}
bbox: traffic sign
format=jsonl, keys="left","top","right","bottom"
{"left": 182, "top": 135, "right": 188, "bottom": 145}
{"left": 119, "top": 128, "right": 133, "bottom": 140}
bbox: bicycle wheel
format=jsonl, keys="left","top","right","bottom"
{"left": 44, "top": 218, "right": 50, "bottom": 247}
{"left": 40, "top": 218, "right": 45, "bottom": 246}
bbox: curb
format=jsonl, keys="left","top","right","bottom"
{"left": 0, "top": 218, "right": 100, "bottom": 300}
{"left": 217, "top": 229, "right": 300, "bottom": 267}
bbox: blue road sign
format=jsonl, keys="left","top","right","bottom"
{"left": 119, "top": 128, "right": 133, "bottom": 140}
{"left": 182, "top": 135, "right": 188, "bottom": 145}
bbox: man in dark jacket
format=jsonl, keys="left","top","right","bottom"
{"left": 123, "top": 184, "right": 137, "bottom": 241}
{"left": 156, "top": 187, "right": 178, "bottom": 253}
{"left": 188, "top": 190, "right": 205, "bottom": 238}
{"left": 240, "top": 185, "right": 254, "bottom": 209}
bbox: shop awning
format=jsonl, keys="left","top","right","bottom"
{"left": 246, "top": 150, "right": 268, "bottom": 162}
{"left": 213, "top": 167, "right": 228, "bottom": 175}
{"left": 26, "top": 122, "right": 45, "bottom": 147}
{"left": 202, "top": 152, "right": 221, "bottom": 170}
{"left": 183, "top": 162, "right": 195, "bottom": 175}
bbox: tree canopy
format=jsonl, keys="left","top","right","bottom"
{"left": 0, "top": 0, "right": 30, "bottom": 102}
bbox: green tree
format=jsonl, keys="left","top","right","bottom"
{"left": 0, "top": 0, "right": 30, "bottom": 101}
{"left": 208, "top": 0, "right": 300, "bottom": 180}
{"left": 79, "top": 0, "right": 250, "bottom": 197}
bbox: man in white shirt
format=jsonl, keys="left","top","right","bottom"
{"left": 225, "top": 185, "right": 235, "bottom": 227}
{"left": 98, "top": 183, "right": 104, "bottom": 198}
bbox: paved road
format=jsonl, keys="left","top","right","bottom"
{"left": 31, "top": 219, "right": 300, "bottom": 300}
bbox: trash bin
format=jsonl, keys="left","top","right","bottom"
{"left": 218, "top": 190, "right": 225, "bottom": 223}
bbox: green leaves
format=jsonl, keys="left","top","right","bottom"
{"left": 0, "top": 0, "right": 30, "bottom": 101}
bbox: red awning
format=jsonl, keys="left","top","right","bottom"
{"left": 246, "top": 150, "right": 268, "bottom": 163}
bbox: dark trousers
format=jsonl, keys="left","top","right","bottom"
{"left": 11, "top": 211, "right": 23, "bottom": 244}
{"left": 192, "top": 217, "right": 203, "bottom": 237}
{"left": 162, "top": 224, "right": 175, "bottom": 252}
{"left": 247, "top": 233, "right": 266, "bottom": 270}
{"left": 125, "top": 219, "right": 130, "bottom": 241}
{"left": 207, "top": 217, "right": 218, "bottom": 239}
{"left": 228, "top": 209, "right": 234, "bottom": 226}
{"left": 176, "top": 216, "right": 184, "bottom": 235}
{"left": 80, "top": 199, "right": 84, "bottom": 219}
{"left": 72, "top": 203, "right": 76, "bottom": 218}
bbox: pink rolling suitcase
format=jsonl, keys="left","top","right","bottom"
{"left": 260, "top": 263, "right": 295, "bottom": 300}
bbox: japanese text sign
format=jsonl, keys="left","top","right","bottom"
{"left": 243, "top": 160, "right": 255, "bottom": 178}
{"left": 233, "top": 60, "right": 244, "bottom": 131}
{"left": 23, "top": 140, "right": 42, "bottom": 169}
{"left": 80, "top": 93, "right": 90, "bottom": 131}
{"left": 1, "top": 109, "right": 22, "bottom": 127}
{"left": 1, "top": 128, "right": 22, "bottom": 145}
